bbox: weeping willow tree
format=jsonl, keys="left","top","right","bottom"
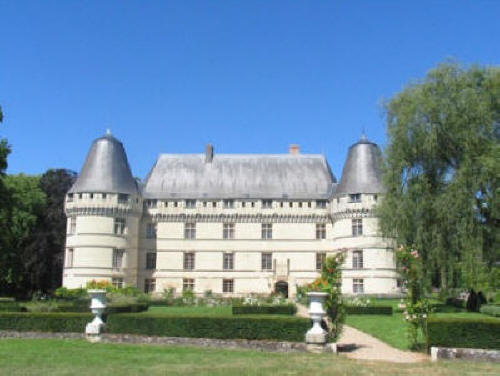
{"left": 378, "top": 61, "right": 499, "bottom": 291}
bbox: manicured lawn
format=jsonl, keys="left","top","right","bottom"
{"left": 147, "top": 305, "right": 233, "bottom": 316}
{"left": 1, "top": 339, "right": 500, "bottom": 376}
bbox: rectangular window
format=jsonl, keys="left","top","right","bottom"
{"left": 223, "top": 199, "right": 234, "bottom": 209}
{"left": 352, "top": 218, "right": 363, "bottom": 237}
{"left": 145, "top": 199, "right": 157, "bottom": 208}
{"left": 67, "top": 193, "right": 73, "bottom": 202}
{"left": 144, "top": 278, "right": 156, "bottom": 293}
{"left": 242, "top": 201, "right": 246, "bottom": 208}
{"left": 66, "top": 248, "right": 74, "bottom": 268}
{"left": 261, "top": 223, "right": 272, "bottom": 239}
{"left": 261, "top": 252, "right": 272, "bottom": 271}
{"left": 316, "top": 252, "right": 326, "bottom": 271}
{"left": 114, "top": 218, "right": 126, "bottom": 235}
{"left": 146, "top": 223, "right": 157, "bottom": 238}
{"left": 185, "top": 199, "right": 196, "bottom": 208}
{"left": 146, "top": 252, "right": 157, "bottom": 270}
{"left": 316, "top": 200, "right": 327, "bottom": 208}
{"left": 112, "top": 248, "right": 124, "bottom": 268}
{"left": 112, "top": 278, "right": 124, "bottom": 289}
{"left": 184, "top": 223, "right": 196, "bottom": 239}
{"left": 349, "top": 193, "right": 361, "bottom": 203}
{"left": 203, "top": 201, "right": 207, "bottom": 207}
{"left": 223, "top": 223, "right": 235, "bottom": 239}
{"left": 102, "top": 193, "right": 107, "bottom": 199}
{"left": 212, "top": 201, "right": 217, "bottom": 208}
{"left": 298, "top": 202, "right": 303, "bottom": 208}
{"left": 308, "top": 202, "right": 312, "bottom": 208}
{"left": 118, "top": 193, "right": 129, "bottom": 204}
{"left": 69, "top": 217, "right": 76, "bottom": 235}
{"left": 251, "top": 202, "right": 255, "bottom": 208}
{"left": 223, "top": 279, "right": 234, "bottom": 293}
{"left": 352, "top": 250, "right": 363, "bottom": 269}
{"left": 223, "top": 253, "right": 234, "bottom": 270}
{"left": 353, "top": 278, "right": 364, "bottom": 294}
{"left": 183, "top": 278, "right": 194, "bottom": 291}
{"left": 174, "top": 201, "right": 178, "bottom": 208}
{"left": 89, "top": 193, "right": 94, "bottom": 199}
{"left": 316, "top": 223, "right": 326, "bottom": 239}
{"left": 262, "top": 200, "right": 272, "bottom": 209}
{"left": 184, "top": 252, "right": 195, "bottom": 270}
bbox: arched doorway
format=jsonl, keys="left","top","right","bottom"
{"left": 275, "top": 281, "right": 288, "bottom": 298}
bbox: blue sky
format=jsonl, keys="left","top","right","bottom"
{"left": 1, "top": 1, "right": 498, "bottom": 180}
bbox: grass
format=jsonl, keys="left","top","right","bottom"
{"left": 0, "top": 339, "right": 499, "bottom": 376}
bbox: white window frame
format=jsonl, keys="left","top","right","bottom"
{"left": 261, "top": 253, "right": 273, "bottom": 271}
{"left": 353, "top": 278, "right": 364, "bottom": 294}
{"left": 261, "top": 223, "right": 272, "bottom": 239}
{"left": 316, "top": 252, "right": 326, "bottom": 271}
{"left": 183, "top": 278, "right": 194, "bottom": 291}
{"left": 223, "top": 279, "right": 234, "bottom": 293}
{"left": 114, "top": 218, "right": 126, "bottom": 235}
{"left": 223, "top": 223, "right": 235, "bottom": 239}
{"left": 316, "top": 223, "right": 326, "bottom": 239}
{"left": 112, "top": 248, "right": 125, "bottom": 269}
{"left": 146, "top": 252, "right": 157, "bottom": 270}
{"left": 223, "top": 252, "right": 234, "bottom": 270}
{"left": 352, "top": 218, "right": 363, "bottom": 237}
{"left": 184, "top": 252, "right": 195, "bottom": 270}
{"left": 184, "top": 223, "right": 196, "bottom": 239}
{"left": 352, "top": 250, "right": 363, "bottom": 269}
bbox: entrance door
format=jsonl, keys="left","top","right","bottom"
{"left": 275, "top": 281, "right": 288, "bottom": 298}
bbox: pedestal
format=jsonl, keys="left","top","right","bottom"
{"left": 305, "top": 292, "right": 328, "bottom": 344}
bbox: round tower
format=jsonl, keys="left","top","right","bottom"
{"left": 63, "top": 132, "right": 142, "bottom": 289}
{"left": 332, "top": 134, "right": 398, "bottom": 296}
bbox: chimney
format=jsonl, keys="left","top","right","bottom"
{"left": 205, "top": 144, "right": 214, "bottom": 163}
{"left": 288, "top": 144, "right": 300, "bottom": 155}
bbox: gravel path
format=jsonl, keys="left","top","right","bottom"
{"left": 296, "top": 304, "right": 427, "bottom": 363}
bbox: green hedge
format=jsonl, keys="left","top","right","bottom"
{"left": 106, "top": 313, "right": 309, "bottom": 342}
{"left": 427, "top": 317, "right": 500, "bottom": 350}
{"left": 345, "top": 306, "right": 393, "bottom": 315}
{"left": 232, "top": 304, "right": 296, "bottom": 315}
{"left": 480, "top": 305, "right": 500, "bottom": 317}
{"left": 0, "top": 302, "right": 26, "bottom": 312}
{"left": 106, "top": 303, "right": 149, "bottom": 314}
{"left": 445, "top": 298, "right": 465, "bottom": 309}
{"left": 0, "top": 312, "right": 92, "bottom": 332}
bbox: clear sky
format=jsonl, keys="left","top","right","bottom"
{"left": 1, "top": 1, "right": 498, "bottom": 180}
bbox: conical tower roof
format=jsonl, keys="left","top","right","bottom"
{"left": 69, "top": 132, "right": 138, "bottom": 194}
{"left": 336, "top": 134, "right": 384, "bottom": 195}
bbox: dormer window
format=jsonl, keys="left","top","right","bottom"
{"left": 223, "top": 199, "right": 234, "bottom": 209}
{"left": 145, "top": 199, "right": 157, "bottom": 208}
{"left": 186, "top": 199, "right": 196, "bottom": 208}
{"left": 316, "top": 200, "right": 327, "bottom": 209}
{"left": 349, "top": 193, "right": 361, "bottom": 203}
{"left": 102, "top": 193, "right": 107, "bottom": 199}
{"left": 262, "top": 200, "right": 272, "bottom": 209}
{"left": 118, "top": 193, "right": 129, "bottom": 204}
{"left": 67, "top": 193, "right": 74, "bottom": 203}
{"left": 89, "top": 193, "right": 94, "bottom": 199}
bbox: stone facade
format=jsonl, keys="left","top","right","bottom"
{"left": 62, "top": 133, "right": 398, "bottom": 297}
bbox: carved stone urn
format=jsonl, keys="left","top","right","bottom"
{"left": 85, "top": 289, "right": 107, "bottom": 341}
{"left": 305, "top": 291, "right": 328, "bottom": 344}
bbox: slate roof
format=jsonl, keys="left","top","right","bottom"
{"left": 142, "top": 153, "right": 336, "bottom": 199}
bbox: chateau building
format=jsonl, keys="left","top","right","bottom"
{"left": 63, "top": 132, "right": 398, "bottom": 297}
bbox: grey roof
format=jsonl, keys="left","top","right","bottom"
{"left": 142, "top": 153, "right": 336, "bottom": 199}
{"left": 69, "top": 133, "right": 138, "bottom": 195}
{"left": 335, "top": 135, "right": 384, "bottom": 195}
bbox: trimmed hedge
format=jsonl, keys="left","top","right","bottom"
{"left": 0, "top": 312, "right": 92, "bottom": 333}
{"left": 427, "top": 317, "right": 500, "bottom": 350}
{"left": 0, "top": 302, "right": 26, "bottom": 312}
{"left": 106, "top": 303, "right": 149, "bottom": 314}
{"left": 445, "top": 297, "right": 465, "bottom": 309}
{"left": 480, "top": 304, "right": 500, "bottom": 317}
{"left": 232, "top": 304, "right": 297, "bottom": 315}
{"left": 106, "top": 313, "right": 309, "bottom": 342}
{"left": 345, "top": 306, "right": 393, "bottom": 315}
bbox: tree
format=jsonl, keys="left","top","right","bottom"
{"left": 378, "top": 61, "right": 499, "bottom": 291}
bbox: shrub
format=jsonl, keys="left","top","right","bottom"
{"left": 0, "top": 312, "right": 91, "bottom": 333}
{"left": 53, "top": 287, "right": 87, "bottom": 300}
{"left": 480, "top": 304, "right": 500, "bottom": 317}
{"left": 106, "top": 303, "right": 149, "bottom": 314}
{"left": 445, "top": 297, "right": 465, "bottom": 309}
{"left": 106, "top": 313, "right": 310, "bottom": 342}
{"left": 0, "top": 301, "right": 25, "bottom": 312}
{"left": 345, "top": 306, "right": 393, "bottom": 315}
{"left": 427, "top": 317, "right": 500, "bottom": 350}
{"left": 232, "top": 304, "right": 297, "bottom": 315}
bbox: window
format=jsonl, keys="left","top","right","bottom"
{"left": 184, "top": 223, "right": 196, "bottom": 239}
{"left": 67, "top": 193, "right": 73, "bottom": 202}
{"left": 184, "top": 252, "right": 195, "bottom": 270}
{"left": 118, "top": 193, "right": 129, "bottom": 203}
{"left": 261, "top": 223, "right": 272, "bottom": 239}
{"left": 112, "top": 249, "right": 124, "bottom": 268}
{"left": 223, "top": 223, "right": 235, "bottom": 239}
{"left": 89, "top": 193, "right": 94, "bottom": 199}
{"left": 261, "top": 253, "right": 273, "bottom": 270}
{"left": 114, "top": 218, "right": 126, "bottom": 235}
{"left": 183, "top": 278, "right": 194, "bottom": 291}
{"left": 353, "top": 279, "right": 364, "bottom": 294}
{"left": 203, "top": 201, "right": 207, "bottom": 207}
{"left": 66, "top": 248, "right": 74, "bottom": 268}
{"left": 349, "top": 193, "right": 361, "bottom": 203}
{"left": 144, "top": 278, "right": 156, "bottom": 293}
{"left": 185, "top": 199, "right": 196, "bottom": 208}
{"left": 223, "top": 199, "right": 234, "bottom": 209}
{"left": 174, "top": 201, "right": 178, "bottom": 208}
{"left": 146, "top": 252, "right": 157, "bottom": 270}
{"left": 145, "top": 199, "right": 157, "bottom": 208}
{"left": 251, "top": 202, "right": 255, "bottom": 208}
{"left": 68, "top": 217, "right": 76, "bottom": 235}
{"left": 212, "top": 201, "right": 217, "bottom": 208}
{"left": 397, "top": 279, "right": 403, "bottom": 288}
{"left": 102, "top": 193, "right": 107, "bottom": 199}
{"left": 316, "top": 252, "right": 326, "bottom": 271}
{"left": 146, "top": 223, "right": 157, "bottom": 238}
{"left": 316, "top": 200, "right": 327, "bottom": 208}
{"left": 78, "top": 193, "right": 83, "bottom": 199}
{"left": 262, "top": 200, "right": 272, "bottom": 209}
{"left": 316, "top": 223, "right": 326, "bottom": 239}
{"left": 112, "top": 278, "right": 124, "bottom": 289}
{"left": 279, "top": 202, "right": 284, "bottom": 208}
{"left": 374, "top": 194, "right": 378, "bottom": 202}
{"left": 242, "top": 201, "right": 246, "bottom": 208}
{"left": 289, "top": 202, "right": 293, "bottom": 208}
{"left": 308, "top": 202, "right": 312, "bottom": 208}
{"left": 298, "top": 202, "right": 303, "bottom": 208}
{"left": 352, "top": 218, "right": 363, "bottom": 236}
{"left": 352, "top": 250, "right": 363, "bottom": 269}
{"left": 223, "top": 253, "right": 234, "bottom": 270}
{"left": 223, "top": 279, "right": 234, "bottom": 293}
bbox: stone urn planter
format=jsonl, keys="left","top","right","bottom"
{"left": 85, "top": 289, "right": 107, "bottom": 341}
{"left": 305, "top": 291, "right": 328, "bottom": 344}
